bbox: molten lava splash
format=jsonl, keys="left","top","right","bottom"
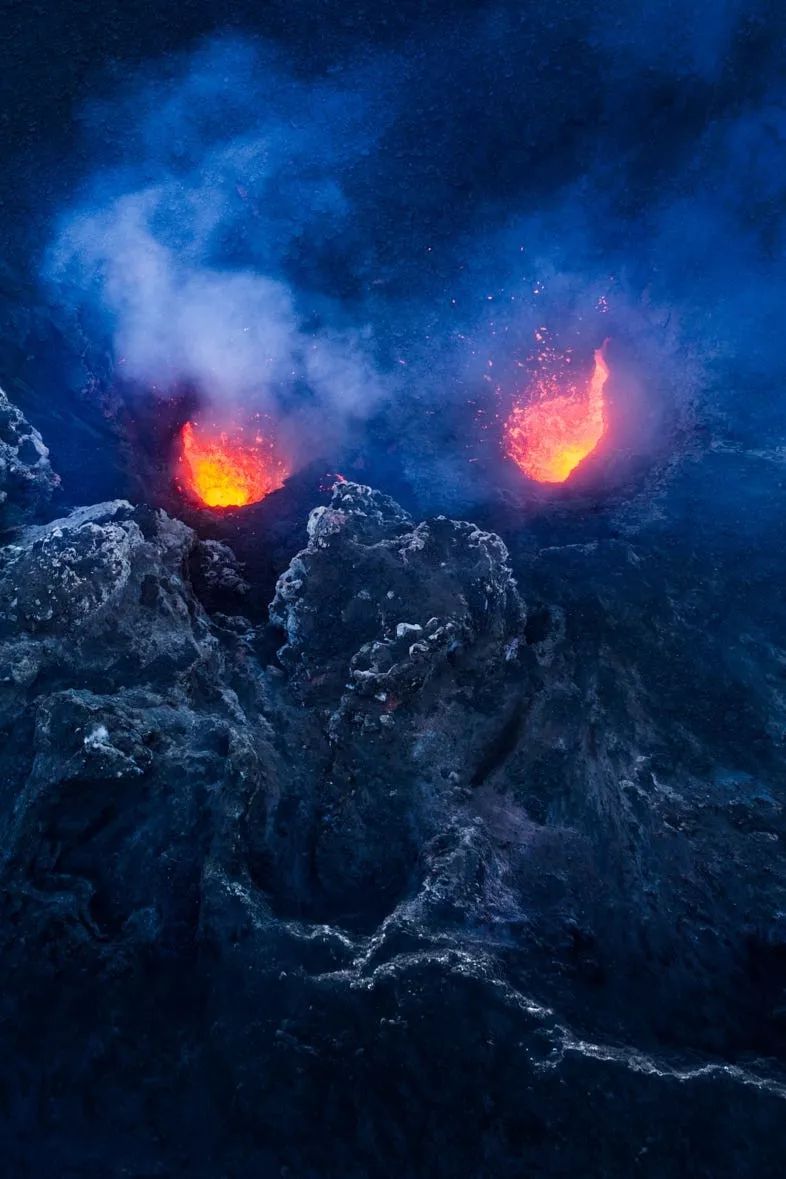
{"left": 505, "top": 345, "right": 609, "bottom": 484}
{"left": 179, "top": 420, "right": 287, "bottom": 508}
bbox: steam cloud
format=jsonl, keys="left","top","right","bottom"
{"left": 43, "top": 38, "right": 389, "bottom": 465}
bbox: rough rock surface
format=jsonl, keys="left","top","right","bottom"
{"left": 1, "top": 437, "right": 786, "bottom": 1175}
{"left": 0, "top": 384, "right": 59, "bottom": 530}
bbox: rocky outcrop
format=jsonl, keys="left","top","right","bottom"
{"left": 0, "top": 497, "right": 275, "bottom": 971}
{"left": 261, "top": 481, "right": 528, "bottom": 924}
{"left": 0, "top": 384, "right": 59, "bottom": 529}
{"left": 271, "top": 480, "right": 523, "bottom": 694}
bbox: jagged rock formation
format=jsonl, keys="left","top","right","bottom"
{"left": 263, "top": 482, "right": 527, "bottom": 923}
{"left": 1, "top": 402, "right": 785, "bottom": 1176}
{"left": 0, "top": 385, "right": 59, "bottom": 529}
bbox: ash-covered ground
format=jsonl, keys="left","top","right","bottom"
{"left": 3, "top": 0, "right": 786, "bottom": 1174}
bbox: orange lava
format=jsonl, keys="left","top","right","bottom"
{"left": 504, "top": 345, "right": 609, "bottom": 483}
{"left": 179, "top": 420, "right": 287, "bottom": 508}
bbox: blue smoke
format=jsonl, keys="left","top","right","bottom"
{"left": 41, "top": 3, "right": 786, "bottom": 522}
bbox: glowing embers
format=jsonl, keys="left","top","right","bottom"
{"left": 504, "top": 344, "right": 609, "bottom": 484}
{"left": 178, "top": 420, "right": 288, "bottom": 509}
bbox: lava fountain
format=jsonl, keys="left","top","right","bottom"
{"left": 178, "top": 420, "right": 288, "bottom": 508}
{"left": 504, "top": 343, "right": 610, "bottom": 483}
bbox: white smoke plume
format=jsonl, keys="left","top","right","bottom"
{"left": 44, "top": 37, "right": 389, "bottom": 466}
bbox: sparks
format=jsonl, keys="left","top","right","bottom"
{"left": 504, "top": 343, "right": 609, "bottom": 484}
{"left": 178, "top": 420, "right": 287, "bottom": 509}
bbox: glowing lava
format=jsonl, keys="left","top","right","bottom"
{"left": 504, "top": 344, "right": 609, "bottom": 484}
{"left": 179, "top": 420, "right": 287, "bottom": 508}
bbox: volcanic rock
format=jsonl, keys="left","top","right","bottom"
{"left": 1, "top": 422, "right": 785, "bottom": 1176}
{"left": 263, "top": 480, "right": 527, "bottom": 923}
{"left": 0, "top": 384, "right": 59, "bottom": 530}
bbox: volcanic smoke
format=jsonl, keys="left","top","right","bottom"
{"left": 504, "top": 343, "right": 609, "bottom": 483}
{"left": 178, "top": 420, "right": 288, "bottom": 508}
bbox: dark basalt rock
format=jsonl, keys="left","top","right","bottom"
{"left": 0, "top": 405, "right": 785, "bottom": 1176}
{"left": 0, "top": 384, "right": 59, "bottom": 530}
{"left": 262, "top": 480, "right": 528, "bottom": 926}
{"left": 271, "top": 480, "right": 523, "bottom": 693}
